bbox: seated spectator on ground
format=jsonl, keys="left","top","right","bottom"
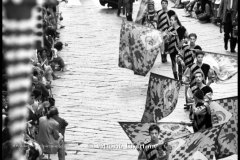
{"left": 195, "top": 0, "right": 212, "bottom": 23}
{"left": 50, "top": 42, "right": 66, "bottom": 71}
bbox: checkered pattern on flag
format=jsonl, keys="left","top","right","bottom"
{"left": 119, "top": 20, "right": 164, "bottom": 76}
{"left": 213, "top": 97, "right": 238, "bottom": 158}
{"left": 119, "top": 122, "right": 192, "bottom": 151}
{"left": 141, "top": 73, "right": 181, "bottom": 122}
{"left": 203, "top": 52, "right": 238, "bottom": 82}
{"left": 169, "top": 125, "right": 222, "bottom": 160}
{"left": 209, "top": 101, "right": 232, "bottom": 127}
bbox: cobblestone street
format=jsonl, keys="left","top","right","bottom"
{"left": 50, "top": 0, "right": 237, "bottom": 159}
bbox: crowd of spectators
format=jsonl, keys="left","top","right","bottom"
{"left": 2, "top": 1, "right": 69, "bottom": 160}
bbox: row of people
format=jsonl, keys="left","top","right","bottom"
{"left": 2, "top": 1, "right": 69, "bottom": 160}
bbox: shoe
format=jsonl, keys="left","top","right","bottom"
{"left": 230, "top": 50, "right": 236, "bottom": 53}
{"left": 53, "top": 76, "right": 61, "bottom": 80}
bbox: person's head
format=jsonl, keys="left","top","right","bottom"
{"left": 54, "top": 42, "right": 63, "bottom": 51}
{"left": 149, "top": 124, "right": 160, "bottom": 142}
{"left": 194, "top": 89, "right": 204, "bottom": 103}
{"left": 194, "top": 71, "right": 204, "bottom": 84}
{"left": 161, "top": 0, "right": 168, "bottom": 10}
{"left": 31, "top": 89, "right": 42, "bottom": 102}
{"left": 202, "top": 86, "right": 213, "bottom": 102}
{"left": 46, "top": 107, "right": 59, "bottom": 119}
{"left": 170, "top": 14, "right": 182, "bottom": 27}
{"left": 147, "top": 0, "right": 155, "bottom": 12}
{"left": 188, "top": 33, "right": 197, "bottom": 46}
{"left": 195, "top": 50, "right": 205, "bottom": 64}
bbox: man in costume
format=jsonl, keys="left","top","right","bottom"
{"left": 156, "top": 0, "right": 176, "bottom": 63}
{"left": 141, "top": 0, "right": 158, "bottom": 29}
{"left": 138, "top": 124, "right": 169, "bottom": 160}
{"left": 182, "top": 50, "right": 215, "bottom": 110}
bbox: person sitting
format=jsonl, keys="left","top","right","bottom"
{"left": 138, "top": 124, "right": 169, "bottom": 160}
{"left": 195, "top": 0, "right": 212, "bottom": 23}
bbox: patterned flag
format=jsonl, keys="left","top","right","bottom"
{"left": 168, "top": 125, "right": 222, "bottom": 160}
{"left": 141, "top": 73, "right": 181, "bottom": 122}
{"left": 213, "top": 97, "right": 238, "bottom": 159}
{"left": 209, "top": 101, "right": 232, "bottom": 127}
{"left": 135, "top": 0, "right": 148, "bottom": 24}
{"left": 202, "top": 51, "right": 238, "bottom": 82}
{"left": 119, "top": 122, "right": 192, "bottom": 151}
{"left": 119, "top": 20, "right": 164, "bottom": 76}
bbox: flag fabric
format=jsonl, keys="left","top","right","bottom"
{"left": 202, "top": 51, "right": 238, "bottom": 82}
{"left": 118, "top": 20, "right": 164, "bottom": 76}
{"left": 141, "top": 73, "right": 181, "bottom": 122}
{"left": 168, "top": 125, "right": 222, "bottom": 160}
{"left": 119, "top": 122, "right": 192, "bottom": 151}
{"left": 135, "top": 0, "right": 148, "bottom": 24}
{"left": 209, "top": 101, "right": 232, "bottom": 127}
{"left": 213, "top": 97, "right": 238, "bottom": 159}
{"left": 119, "top": 20, "right": 134, "bottom": 70}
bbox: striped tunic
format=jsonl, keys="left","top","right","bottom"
{"left": 156, "top": 9, "right": 175, "bottom": 31}
{"left": 167, "top": 26, "right": 178, "bottom": 55}
{"left": 176, "top": 45, "right": 194, "bottom": 68}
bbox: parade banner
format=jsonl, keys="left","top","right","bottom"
{"left": 135, "top": 0, "right": 148, "bottom": 24}
{"left": 168, "top": 125, "right": 222, "bottom": 160}
{"left": 213, "top": 97, "right": 238, "bottom": 159}
{"left": 119, "top": 20, "right": 164, "bottom": 76}
{"left": 141, "top": 73, "right": 181, "bottom": 122}
{"left": 209, "top": 101, "right": 232, "bottom": 127}
{"left": 119, "top": 122, "right": 192, "bottom": 151}
{"left": 202, "top": 52, "right": 238, "bottom": 82}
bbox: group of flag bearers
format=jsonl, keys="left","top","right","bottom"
{"left": 118, "top": 0, "right": 238, "bottom": 159}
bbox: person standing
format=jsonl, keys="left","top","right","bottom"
{"left": 182, "top": 50, "right": 215, "bottom": 110}
{"left": 37, "top": 109, "right": 64, "bottom": 160}
{"left": 124, "top": 0, "right": 136, "bottom": 21}
{"left": 167, "top": 14, "right": 188, "bottom": 80}
{"left": 217, "top": 0, "right": 238, "bottom": 53}
{"left": 138, "top": 124, "right": 169, "bottom": 160}
{"left": 141, "top": 0, "right": 158, "bottom": 29}
{"left": 176, "top": 33, "right": 202, "bottom": 108}
{"left": 191, "top": 72, "right": 213, "bottom": 132}
{"left": 156, "top": 0, "right": 176, "bottom": 63}
{"left": 51, "top": 107, "right": 69, "bottom": 158}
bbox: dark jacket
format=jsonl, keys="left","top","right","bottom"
{"left": 217, "top": 0, "right": 238, "bottom": 23}
{"left": 52, "top": 115, "right": 68, "bottom": 137}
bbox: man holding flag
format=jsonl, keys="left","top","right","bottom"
{"left": 138, "top": 124, "right": 170, "bottom": 160}
{"left": 156, "top": 0, "right": 176, "bottom": 63}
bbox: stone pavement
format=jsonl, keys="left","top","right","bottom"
{"left": 48, "top": 0, "right": 238, "bottom": 159}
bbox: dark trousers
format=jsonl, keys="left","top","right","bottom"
{"left": 224, "top": 11, "right": 237, "bottom": 52}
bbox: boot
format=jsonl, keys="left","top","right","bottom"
{"left": 230, "top": 38, "right": 237, "bottom": 53}
{"left": 161, "top": 54, "right": 167, "bottom": 63}
{"left": 117, "top": 9, "right": 120, "bottom": 16}
{"left": 224, "top": 36, "right": 229, "bottom": 50}
{"left": 173, "top": 72, "right": 178, "bottom": 80}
